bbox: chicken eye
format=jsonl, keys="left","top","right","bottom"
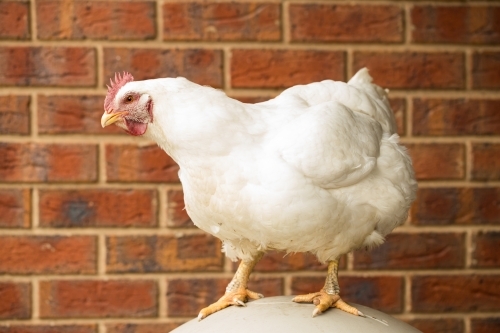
{"left": 125, "top": 95, "right": 133, "bottom": 103}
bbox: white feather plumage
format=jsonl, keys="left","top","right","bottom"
{"left": 122, "top": 68, "right": 417, "bottom": 263}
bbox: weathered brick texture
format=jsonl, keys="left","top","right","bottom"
{"left": 38, "top": 95, "right": 122, "bottom": 135}
{"left": 290, "top": 4, "right": 403, "bottom": 43}
{"left": 39, "top": 189, "right": 157, "bottom": 227}
{"left": 412, "top": 275, "right": 500, "bottom": 312}
{"left": 0, "top": 2, "right": 30, "bottom": 40}
{"left": 1, "top": 0, "right": 499, "bottom": 330}
{"left": 39, "top": 280, "right": 158, "bottom": 318}
{"left": 0, "top": 236, "right": 96, "bottom": 274}
{"left": 0, "top": 282, "right": 31, "bottom": 319}
{"left": 0, "top": 189, "right": 30, "bottom": 228}
{"left": 0, "top": 143, "right": 97, "bottom": 182}
{"left": 106, "top": 234, "right": 223, "bottom": 273}
{"left": 163, "top": 2, "right": 281, "bottom": 41}
{"left": 106, "top": 144, "right": 179, "bottom": 182}
{"left": 0, "top": 96, "right": 30, "bottom": 135}
{"left": 36, "top": 1, "right": 156, "bottom": 41}
{"left": 0, "top": 326, "right": 96, "bottom": 333}
{"left": 231, "top": 49, "right": 345, "bottom": 88}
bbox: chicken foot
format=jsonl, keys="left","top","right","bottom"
{"left": 197, "top": 252, "right": 264, "bottom": 320}
{"left": 293, "top": 258, "right": 365, "bottom": 317}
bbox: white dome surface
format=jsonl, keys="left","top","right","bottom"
{"left": 171, "top": 296, "right": 422, "bottom": 333}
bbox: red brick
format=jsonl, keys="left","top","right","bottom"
{"left": 167, "top": 189, "right": 194, "bottom": 228}
{"left": 353, "top": 52, "right": 465, "bottom": 89}
{"left": 0, "top": 236, "right": 96, "bottom": 274}
{"left": 390, "top": 97, "right": 406, "bottom": 136}
{"left": 412, "top": 6, "right": 500, "bottom": 44}
{"left": 411, "top": 187, "right": 500, "bottom": 225}
{"left": 412, "top": 275, "right": 500, "bottom": 312}
{"left": 106, "top": 324, "right": 181, "bottom": 333}
{"left": 0, "top": 47, "right": 96, "bottom": 87}
{"left": 251, "top": 252, "right": 328, "bottom": 272}
{"left": 473, "top": 231, "right": 500, "bottom": 268}
{"left": 290, "top": 4, "right": 402, "bottom": 43}
{"left": 0, "top": 282, "right": 31, "bottom": 319}
{"left": 353, "top": 232, "right": 465, "bottom": 269}
{"left": 0, "top": 189, "right": 30, "bottom": 228}
{"left": 231, "top": 49, "right": 345, "bottom": 89}
{"left": 0, "top": 326, "right": 96, "bottom": 333}
{"left": 0, "top": 143, "right": 97, "bottom": 182}
{"left": 471, "top": 318, "right": 500, "bottom": 333}
{"left": 472, "top": 143, "right": 500, "bottom": 180}
{"left": 37, "top": 1, "right": 155, "bottom": 40}
{"left": 413, "top": 99, "right": 500, "bottom": 136}
{"left": 0, "top": 95, "right": 30, "bottom": 135}
{"left": 40, "top": 280, "right": 158, "bottom": 318}
{"left": 406, "top": 318, "right": 464, "bottom": 333}
{"left": 230, "top": 95, "right": 275, "bottom": 104}
{"left": 103, "top": 48, "right": 222, "bottom": 87}
{"left": 473, "top": 52, "right": 500, "bottom": 89}
{"left": 291, "top": 275, "right": 403, "bottom": 313}
{"left": 163, "top": 2, "right": 280, "bottom": 41}
{"left": 0, "top": 2, "right": 30, "bottom": 40}
{"left": 106, "top": 234, "right": 223, "bottom": 273}
{"left": 166, "top": 277, "right": 283, "bottom": 317}
{"left": 39, "top": 189, "right": 157, "bottom": 228}
{"left": 106, "top": 144, "right": 179, "bottom": 183}
{"left": 38, "top": 95, "right": 122, "bottom": 135}
{"left": 406, "top": 143, "right": 465, "bottom": 180}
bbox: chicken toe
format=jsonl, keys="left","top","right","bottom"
{"left": 198, "top": 288, "right": 263, "bottom": 320}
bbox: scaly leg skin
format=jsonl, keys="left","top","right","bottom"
{"left": 293, "top": 258, "right": 365, "bottom": 318}
{"left": 198, "top": 252, "right": 264, "bottom": 321}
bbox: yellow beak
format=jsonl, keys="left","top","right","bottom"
{"left": 101, "top": 111, "right": 127, "bottom": 128}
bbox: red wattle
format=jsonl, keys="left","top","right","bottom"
{"left": 125, "top": 119, "right": 148, "bottom": 136}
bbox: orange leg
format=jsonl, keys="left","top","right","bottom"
{"left": 293, "top": 258, "right": 365, "bottom": 317}
{"left": 198, "top": 252, "right": 264, "bottom": 320}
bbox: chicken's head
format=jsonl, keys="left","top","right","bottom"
{"left": 101, "top": 72, "right": 153, "bottom": 136}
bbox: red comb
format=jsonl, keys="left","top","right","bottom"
{"left": 104, "top": 72, "right": 134, "bottom": 112}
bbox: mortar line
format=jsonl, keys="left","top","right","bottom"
{"left": 29, "top": 0, "right": 37, "bottom": 42}
{"left": 31, "top": 187, "right": 39, "bottom": 229}
{"left": 282, "top": 1, "right": 290, "bottom": 44}
{"left": 30, "top": 93, "right": 38, "bottom": 138}
{"left": 465, "top": 316, "right": 471, "bottom": 333}
{"left": 404, "top": 274, "right": 412, "bottom": 314}
{"left": 32, "top": 277, "right": 39, "bottom": 320}
{"left": 156, "top": 0, "right": 164, "bottom": 42}
{"left": 2, "top": 39, "right": 500, "bottom": 52}
{"left": 159, "top": 275, "right": 167, "bottom": 318}
{"left": 223, "top": 47, "right": 231, "bottom": 90}
{"left": 1, "top": 268, "right": 500, "bottom": 284}
{"left": 404, "top": 2, "right": 412, "bottom": 45}
{"left": 3, "top": 88, "right": 500, "bottom": 99}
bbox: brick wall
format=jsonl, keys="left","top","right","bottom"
{"left": 1, "top": 1, "right": 499, "bottom": 333}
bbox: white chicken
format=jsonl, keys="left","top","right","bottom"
{"left": 101, "top": 68, "right": 417, "bottom": 319}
